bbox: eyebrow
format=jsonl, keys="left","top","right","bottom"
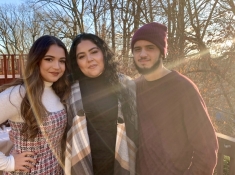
{"left": 44, "top": 55, "right": 54, "bottom": 58}
{"left": 134, "top": 44, "right": 155, "bottom": 48}
{"left": 76, "top": 46, "right": 99, "bottom": 58}
{"left": 44, "top": 55, "right": 66, "bottom": 59}
{"left": 146, "top": 44, "right": 156, "bottom": 47}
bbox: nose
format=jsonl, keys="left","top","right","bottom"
{"left": 87, "top": 54, "right": 94, "bottom": 62}
{"left": 53, "top": 61, "right": 61, "bottom": 69}
{"left": 140, "top": 49, "right": 147, "bottom": 57}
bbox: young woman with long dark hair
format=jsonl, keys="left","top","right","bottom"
{"left": 0, "top": 35, "right": 70, "bottom": 174}
{"left": 65, "top": 33, "right": 138, "bottom": 175}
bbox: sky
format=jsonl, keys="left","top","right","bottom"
{"left": 0, "top": 0, "right": 24, "bottom": 4}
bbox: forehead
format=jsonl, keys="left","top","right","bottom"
{"left": 76, "top": 40, "right": 98, "bottom": 52}
{"left": 134, "top": 40, "right": 156, "bottom": 47}
{"left": 45, "top": 44, "right": 65, "bottom": 56}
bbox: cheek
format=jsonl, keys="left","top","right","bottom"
{"left": 61, "top": 64, "right": 66, "bottom": 72}
{"left": 133, "top": 56, "right": 139, "bottom": 64}
{"left": 39, "top": 62, "right": 45, "bottom": 73}
{"left": 100, "top": 60, "right": 105, "bottom": 70}
{"left": 76, "top": 59, "right": 79, "bottom": 67}
{"left": 133, "top": 53, "right": 139, "bottom": 60}
{"left": 98, "top": 55, "right": 105, "bottom": 70}
{"left": 76, "top": 59, "right": 80, "bottom": 68}
{"left": 76, "top": 60, "right": 86, "bottom": 71}
{"left": 98, "top": 62, "right": 105, "bottom": 74}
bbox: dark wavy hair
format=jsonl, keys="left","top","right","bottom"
{"left": 69, "top": 33, "right": 119, "bottom": 93}
{"left": 0, "top": 35, "right": 71, "bottom": 139}
{"left": 69, "top": 33, "right": 135, "bottom": 137}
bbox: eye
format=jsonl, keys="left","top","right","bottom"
{"left": 77, "top": 55, "right": 85, "bottom": 59}
{"left": 44, "top": 58, "right": 53, "bottom": 62}
{"left": 147, "top": 46, "right": 155, "bottom": 50}
{"left": 91, "top": 50, "right": 99, "bottom": 54}
{"left": 134, "top": 48, "right": 141, "bottom": 52}
{"left": 60, "top": 59, "right": 66, "bottom": 63}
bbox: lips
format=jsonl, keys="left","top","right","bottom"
{"left": 50, "top": 72, "right": 60, "bottom": 76}
{"left": 138, "top": 59, "right": 150, "bottom": 64}
{"left": 88, "top": 64, "right": 97, "bottom": 69}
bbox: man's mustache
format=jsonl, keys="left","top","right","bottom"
{"left": 138, "top": 57, "right": 148, "bottom": 61}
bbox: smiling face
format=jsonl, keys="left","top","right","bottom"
{"left": 39, "top": 44, "right": 66, "bottom": 83}
{"left": 76, "top": 40, "right": 104, "bottom": 78}
{"left": 133, "top": 40, "right": 162, "bottom": 75}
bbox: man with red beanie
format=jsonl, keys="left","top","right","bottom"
{"left": 132, "top": 22, "right": 218, "bottom": 175}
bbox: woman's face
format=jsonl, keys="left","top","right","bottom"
{"left": 39, "top": 44, "right": 66, "bottom": 83}
{"left": 76, "top": 40, "right": 104, "bottom": 78}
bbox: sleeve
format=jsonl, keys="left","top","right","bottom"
{"left": 0, "top": 85, "right": 24, "bottom": 171}
{"left": 0, "top": 152, "right": 14, "bottom": 171}
{"left": 0, "top": 85, "right": 24, "bottom": 124}
{"left": 182, "top": 82, "right": 218, "bottom": 175}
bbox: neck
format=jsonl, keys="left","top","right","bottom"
{"left": 81, "top": 72, "right": 105, "bottom": 81}
{"left": 143, "top": 65, "right": 171, "bottom": 81}
{"left": 44, "top": 81, "right": 53, "bottom": 87}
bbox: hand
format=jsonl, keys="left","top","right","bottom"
{"left": 12, "top": 151, "right": 36, "bottom": 172}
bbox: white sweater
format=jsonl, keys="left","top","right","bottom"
{"left": 0, "top": 82, "right": 65, "bottom": 171}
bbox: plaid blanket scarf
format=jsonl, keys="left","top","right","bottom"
{"left": 65, "top": 74, "right": 138, "bottom": 175}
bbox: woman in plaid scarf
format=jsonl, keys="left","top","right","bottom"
{"left": 65, "top": 33, "right": 138, "bottom": 175}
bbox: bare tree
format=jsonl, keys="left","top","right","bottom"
{"left": 33, "top": 0, "right": 87, "bottom": 39}
{"left": 0, "top": 4, "right": 44, "bottom": 54}
{"left": 87, "top": 0, "right": 106, "bottom": 35}
{"left": 219, "top": 0, "right": 235, "bottom": 15}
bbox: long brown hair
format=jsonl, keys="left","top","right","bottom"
{"left": 0, "top": 35, "right": 71, "bottom": 139}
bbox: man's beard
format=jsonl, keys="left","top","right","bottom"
{"left": 134, "top": 55, "right": 162, "bottom": 75}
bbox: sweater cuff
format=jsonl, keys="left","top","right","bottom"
{"left": 0, "top": 153, "right": 15, "bottom": 171}
{"left": 8, "top": 155, "right": 15, "bottom": 171}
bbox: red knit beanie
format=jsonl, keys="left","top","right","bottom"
{"left": 131, "top": 22, "right": 168, "bottom": 58}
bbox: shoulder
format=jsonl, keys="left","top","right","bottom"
{"left": 71, "top": 80, "right": 80, "bottom": 90}
{"left": 0, "top": 85, "right": 25, "bottom": 122}
{"left": 70, "top": 80, "right": 81, "bottom": 96}
{"left": 118, "top": 73, "right": 136, "bottom": 91}
{"left": 68, "top": 80, "right": 82, "bottom": 105}
{"left": 1, "top": 85, "right": 25, "bottom": 99}
{"left": 118, "top": 73, "right": 132, "bottom": 82}
{"left": 118, "top": 73, "right": 134, "bottom": 84}
{"left": 134, "top": 75, "right": 144, "bottom": 85}
{"left": 169, "top": 71, "right": 204, "bottom": 103}
{"left": 172, "top": 71, "right": 200, "bottom": 92}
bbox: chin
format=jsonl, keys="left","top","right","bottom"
{"left": 89, "top": 75, "right": 100, "bottom": 78}
{"left": 89, "top": 71, "right": 103, "bottom": 78}
{"left": 49, "top": 78, "right": 60, "bottom": 83}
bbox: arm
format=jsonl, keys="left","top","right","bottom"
{"left": 182, "top": 84, "right": 218, "bottom": 175}
{"left": 0, "top": 85, "right": 36, "bottom": 172}
{"left": 0, "top": 86, "right": 19, "bottom": 171}
{"left": 0, "top": 85, "right": 24, "bottom": 124}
